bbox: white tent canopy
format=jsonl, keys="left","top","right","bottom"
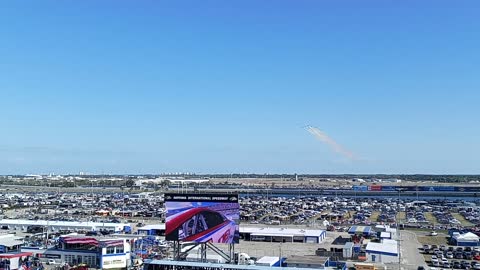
{"left": 455, "top": 232, "right": 479, "bottom": 241}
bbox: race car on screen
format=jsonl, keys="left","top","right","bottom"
{"left": 166, "top": 207, "right": 236, "bottom": 243}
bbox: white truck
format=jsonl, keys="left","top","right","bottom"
{"left": 46, "top": 259, "right": 59, "bottom": 265}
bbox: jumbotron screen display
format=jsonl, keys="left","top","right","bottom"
{"left": 165, "top": 193, "right": 239, "bottom": 243}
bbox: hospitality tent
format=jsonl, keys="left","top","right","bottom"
{"left": 452, "top": 232, "right": 480, "bottom": 246}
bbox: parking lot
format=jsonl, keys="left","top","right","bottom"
{"left": 420, "top": 242, "right": 480, "bottom": 269}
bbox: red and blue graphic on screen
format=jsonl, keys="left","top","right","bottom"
{"left": 165, "top": 199, "right": 239, "bottom": 243}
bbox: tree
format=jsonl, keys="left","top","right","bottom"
{"left": 125, "top": 179, "right": 135, "bottom": 187}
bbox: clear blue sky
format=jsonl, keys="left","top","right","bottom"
{"left": 1, "top": 1, "right": 479, "bottom": 174}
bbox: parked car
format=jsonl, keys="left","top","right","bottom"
{"left": 46, "top": 259, "right": 59, "bottom": 265}
{"left": 465, "top": 252, "right": 473, "bottom": 260}
{"left": 455, "top": 252, "right": 464, "bottom": 259}
{"left": 446, "top": 251, "right": 454, "bottom": 259}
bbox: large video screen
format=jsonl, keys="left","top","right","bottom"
{"left": 165, "top": 193, "right": 239, "bottom": 243}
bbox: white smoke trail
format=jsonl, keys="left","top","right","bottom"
{"left": 305, "top": 126, "right": 356, "bottom": 160}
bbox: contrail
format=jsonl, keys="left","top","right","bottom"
{"left": 305, "top": 126, "right": 356, "bottom": 160}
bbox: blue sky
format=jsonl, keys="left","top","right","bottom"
{"left": 1, "top": 1, "right": 479, "bottom": 174}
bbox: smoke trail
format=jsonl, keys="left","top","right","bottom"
{"left": 305, "top": 126, "right": 356, "bottom": 160}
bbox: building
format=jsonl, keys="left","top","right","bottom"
{"left": 348, "top": 226, "right": 374, "bottom": 237}
{"left": 239, "top": 227, "right": 326, "bottom": 243}
{"left": 134, "top": 224, "right": 326, "bottom": 243}
{"left": 22, "top": 235, "right": 132, "bottom": 269}
{"left": 0, "top": 234, "right": 23, "bottom": 253}
{"left": 137, "top": 224, "right": 166, "bottom": 236}
{"left": 342, "top": 242, "right": 354, "bottom": 259}
{"left": 365, "top": 239, "right": 398, "bottom": 263}
{"left": 374, "top": 225, "right": 397, "bottom": 239}
{"left": 143, "top": 259, "right": 340, "bottom": 270}
{"left": 0, "top": 219, "right": 130, "bottom": 233}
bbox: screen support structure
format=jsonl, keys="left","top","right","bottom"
{"left": 173, "top": 241, "right": 181, "bottom": 261}
{"left": 173, "top": 241, "right": 235, "bottom": 263}
{"left": 229, "top": 243, "right": 235, "bottom": 263}
{"left": 204, "top": 242, "right": 234, "bottom": 263}
{"left": 201, "top": 243, "right": 207, "bottom": 262}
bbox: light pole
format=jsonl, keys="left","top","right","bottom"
{"left": 396, "top": 188, "right": 404, "bottom": 269}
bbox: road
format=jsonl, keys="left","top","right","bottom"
{"left": 399, "top": 230, "right": 427, "bottom": 270}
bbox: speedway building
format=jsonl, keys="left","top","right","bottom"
{"left": 239, "top": 227, "right": 327, "bottom": 243}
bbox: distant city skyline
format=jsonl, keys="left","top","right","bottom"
{"left": 1, "top": 1, "right": 480, "bottom": 174}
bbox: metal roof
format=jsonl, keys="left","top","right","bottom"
{"left": 240, "top": 227, "right": 325, "bottom": 238}
{"left": 255, "top": 256, "right": 280, "bottom": 265}
{"left": 0, "top": 252, "right": 33, "bottom": 259}
{"left": 380, "top": 232, "right": 391, "bottom": 238}
{"left": 348, "top": 226, "right": 372, "bottom": 235}
{"left": 365, "top": 240, "right": 398, "bottom": 256}
{"left": 137, "top": 224, "right": 165, "bottom": 231}
{"left": 250, "top": 232, "right": 294, "bottom": 237}
{"left": 0, "top": 238, "right": 23, "bottom": 247}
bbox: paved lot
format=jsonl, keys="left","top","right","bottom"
{"left": 400, "top": 230, "right": 427, "bottom": 270}
{"left": 234, "top": 241, "right": 319, "bottom": 257}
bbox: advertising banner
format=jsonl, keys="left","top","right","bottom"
{"left": 368, "top": 185, "right": 382, "bottom": 191}
{"left": 352, "top": 186, "right": 368, "bottom": 191}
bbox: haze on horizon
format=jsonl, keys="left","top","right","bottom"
{"left": 1, "top": 1, "right": 479, "bottom": 175}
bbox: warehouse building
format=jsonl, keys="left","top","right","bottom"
{"left": 365, "top": 239, "right": 398, "bottom": 263}
{"left": 239, "top": 227, "right": 326, "bottom": 243}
